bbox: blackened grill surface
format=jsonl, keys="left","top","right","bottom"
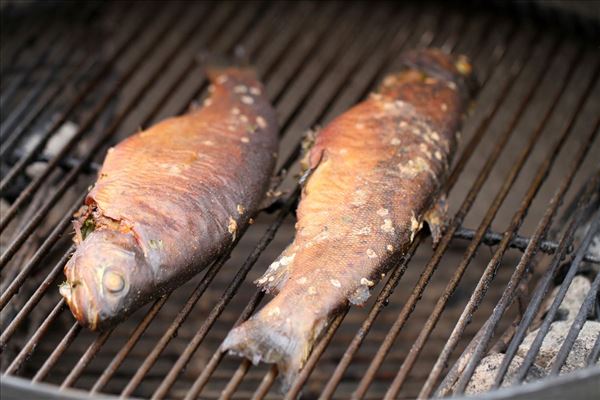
{"left": 1, "top": 1, "right": 599, "bottom": 400}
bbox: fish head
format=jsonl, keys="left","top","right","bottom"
{"left": 60, "top": 229, "right": 151, "bottom": 330}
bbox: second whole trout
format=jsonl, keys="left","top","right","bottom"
{"left": 223, "top": 49, "right": 476, "bottom": 387}
{"left": 60, "top": 67, "right": 278, "bottom": 331}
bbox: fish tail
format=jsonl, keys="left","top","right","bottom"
{"left": 222, "top": 299, "right": 326, "bottom": 391}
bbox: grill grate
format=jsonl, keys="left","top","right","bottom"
{"left": 1, "top": 1, "right": 599, "bottom": 399}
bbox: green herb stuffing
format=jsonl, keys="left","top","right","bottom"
{"left": 81, "top": 217, "right": 96, "bottom": 240}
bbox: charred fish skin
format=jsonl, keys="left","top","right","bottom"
{"left": 222, "top": 49, "right": 475, "bottom": 389}
{"left": 60, "top": 67, "right": 278, "bottom": 331}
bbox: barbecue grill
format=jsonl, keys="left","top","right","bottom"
{"left": 1, "top": 1, "right": 599, "bottom": 399}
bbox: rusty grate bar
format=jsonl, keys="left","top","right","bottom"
{"left": 0, "top": 2, "right": 164, "bottom": 229}
{"left": 550, "top": 268, "right": 600, "bottom": 372}
{"left": 506, "top": 193, "right": 600, "bottom": 384}
{"left": 492, "top": 173, "right": 600, "bottom": 387}
{"left": 453, "top": 227, "right": 600, "bottom": 264}
{"left": 536, "top": 216, "right": 600, "bottom": 377}
{"left": 435, "top": 87, "right": 599, "bottom": 399}
{"left": 0, "top": 2, "right": 218, "bottom": 269}
{"left": 393, "top": 45, "right": 596, "bottom": 400}
{"left": 0, "top": 2, "right": 169, "bottom": 221}
{"left": 452, "top": 105, "right": 599, "bottom": 396}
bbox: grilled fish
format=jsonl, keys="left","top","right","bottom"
{"left": 60, "top": 67, "right": 278, "bottom": 331}
{"left": 222, "top": 49, "right": 475, "bottom": 387}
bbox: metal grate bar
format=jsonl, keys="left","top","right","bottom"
{"left": 453, "top": 227, "right": 600, "bottom": 264}
{"left": 493, "top": 179, "right": 600, "bottom": 385}
{"left": 0, "top": 191, "right": 84, "bottom": 312}
{"left": 387, "top": 42, "right": 591, "bottom": 400}
{"left": 182, "top": 289, "right": 266, "bottom": 399}
{"left": 0, "top": 2, "right": 162, "bottom": 198}
{"left": 436, "top": 79, "right": 599, "bottom": 398}
{"left": 251, "top": 366, "right": 278, "bottom": 400}
{"left": 0, "top": 30, "right": 82, "bottom": 141}
{"left": 586, "top": 322, "right": 600, "bottom": 367}
{"left": 1, "top": 3, "right": 598, "bottom": 399}
{"left": 0, "top": 27, "right": 65, "bottom": 110}
{"left": 0, "top": 242, "right": 74, "bottom": 349}
{"left": 0, "top": 44, "right": 99, "bottom": 160}
{"left": 452, "top": 91, "right": 600, "bottom": 396}
{"left": 0, "top": 3, "right": 89, "bottom": 80}
{"left": 285, "top": 309, "right": 351, "bottom": 400}
{"left": 5, "top": 299, "right": 66, "bottom": 375}
{"left": 0, "top": 2, "right": 212, "bottom": 268}
{"left": 0, "top": 3, "right": 104, "bottom": 118}
{"left": 545, "top": 215, "right": 600, "bottom": 376}
{"left": 88, "top": 295, "right": 169, "bottom": 392}
{"left": 549, "top": 267, "right": 600, "bottom": 373}
{"left": 61, "top": 329, "right": 113, "bottom": 389}
{"left": 1, "top": 248, "right": 74, "bottom": 368}
{"left": 506, "top": 188, "right": 599, "bottom": 383}
{"left": 32, "top": 322, "right": 82, "bottom": 383}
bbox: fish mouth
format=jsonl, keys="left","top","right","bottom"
{"left": 60, "top": 281, "right": 101, "bottom": 330}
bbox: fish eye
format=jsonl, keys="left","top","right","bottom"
{"left": 103, "top": 270, "right": 125, "bottom": 293}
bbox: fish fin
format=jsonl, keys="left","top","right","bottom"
{"left": 197, "top": 50, "right": 258, "bottom": 86}
{"left": 299, "top": 127, "right": 322, "bottom": 172}
{"left": 424, "top": 193, "right": 448, "bottom": 246}
{"left": 222, "top": 302, "right": 327, "bottom": 392}
{"left": 254, "top": 252, "right": 294, "bottom": 295}
{"left": 348, "top": 284, "right": 371, "bottom": 306}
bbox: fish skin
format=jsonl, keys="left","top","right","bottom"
{"left": 222, "top": 49, "right": 475, "bottom": 389}
{"left": 60, "top": 67, "right": 278, "bottom": 331}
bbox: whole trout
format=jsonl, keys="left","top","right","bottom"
{"left": 223, "top": 49, "right": 475, "bottom": 387}
{"left": 60, "top": 67, "right": 278, "bottom": 331}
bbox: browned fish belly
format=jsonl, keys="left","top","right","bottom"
{"left": 222, "top": 49, "right": 475, "bottom": 388}
{"left": 60, "top": 67, "right": 278, "bottom": 331}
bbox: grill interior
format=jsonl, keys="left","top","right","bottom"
{"left": 1, "top": 1, "right": 599, "bottom": 399}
